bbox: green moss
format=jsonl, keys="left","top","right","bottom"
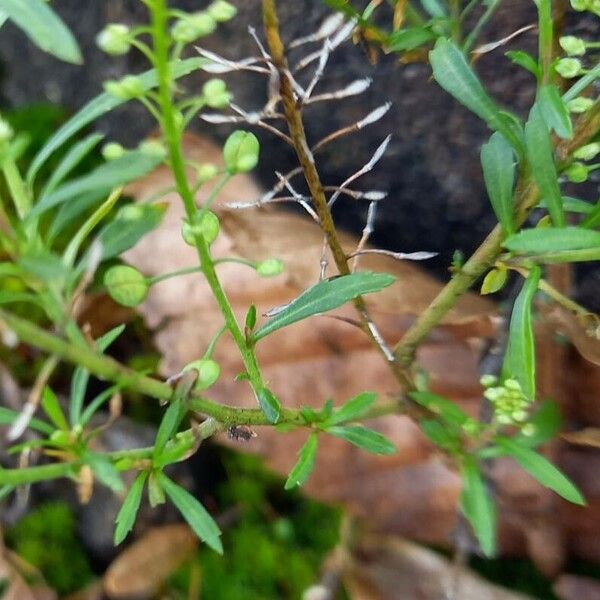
{"left": 170, "top": 449, "right": 342, "bottom": 599}
{"left": 5, "top": 502, "right": 94, "bottom": 594}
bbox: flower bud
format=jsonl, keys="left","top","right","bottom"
{"left": 555, "top": 57, "right": 583, "bottom": 79}
{"left": 139, "top": 139, "right": 167, "bottom": 159}
{"left": 480, "top": 374, "right": 498, "bottom": 388}
{"left": 567, "top": 97, "right": 594, "bottom": 113}
{"left": 183, "top": 358, "right": 221, "bottom": 390}
{"left": 570, "top": 0, "right": 588, "bottom": 9}
{"left": 104, "top": 75, "right": 144, "bottom": 101}
{"left": 182, "top": 210, "right": 220, "bottom": 246}
{"left": 559, "top": 36, "right": 586, "bottom": 56}
{"left": 104, "top": 265, "right": 149, "bottom": 307}
{"left": 223, "top": 130, "right": 260, "bottom": 174}
{"left": 96, "top": 23, "right": 131, "bottom": 56}
{"left": 171, "top": 12, "right": 216, "bottom": 44}
{"left": 196, "top": 163, "right": 218, "bottom": 183}
{"left": 256, "top": 258, "right": 284, "bottom": 277}
{"left": 565, "top": 162, "right": 589, "bottom": 183}
{"left": 102, "top": 142, "right": 126, "bottom": 161}
{"left": 0, "top": 118, "right": 14, "bottom": 143}
{"left": 573, "top": 142, "right": 600, "bottom": 161}
{"left": 208, "top": 0, "right": 237, "bottom": 22}
{"left": 202, "top": 78, "right": 232, "bottom": 109}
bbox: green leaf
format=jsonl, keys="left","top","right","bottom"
{"left": 502, "top": 267, "right": 540, "bottom": 400}
{"left": 69, "top": 367, "right": 89, "bottom": 428}
{"left": 326, "top": 392, "right": 377, "bottom": 426}
{"left": 29, "top": 152, "right": 161, "bottom": 220}
{"left": 94, "top": 203, "right": 166, "bottom": 261}
{"left": 481, "top": 267, "right": 508, "bottom": 295}
{"left": 326, "top": 425, "right": 396, "bottom": 455}
{"left": 27, "top": 57, "right": 206, "bottom": 183}
{"left": 154, "top": 398, "right": 185, "bottom": 460}
{"left": 0, "top": 0, "right": 81, "bottom": 64}
{"left": 495, "top": 436, "right": 585, "bottom": 505}
{"left": 96, "top": 324, "right": 126, "bottom": 352}
{"left": 481, "top": 132, "right": 516, "bottom": 235}
{"left": 460, "top": 456, "right": 496, "bottom": 557}
{"left": 257, "top": 388, "right": 281, "bottom": 424}
{"left": 0, "top": 407, "right": 53, "bottom": 436}
{"left": 429, "top": 38, "right": 521, "bottom": 152}
{"left": 114, "top": 471, "right": 148, "bottom": 545}
{"left": 504, "top": 227, "right": 600, "bottom": 254}
{"left": 41, "top": 133, "right": 104, "bottom": 197}
{"left": 47, "top": 190, "right": 110, "bottom": 242}
{"left": 420, "top": 419, "right": 460, "bottom": 451}
{"left": 84, "top": 451, "right": 124, "bottom": 493}
{"left": 18, "top": 252, "right": 69, "bottom": 285}
{"left": 41, "top": 386, "right": 68, "bottom": 431}
{"left": 284, "top": 432, "right": 319, "bottom": 490}
{"left": 524, "top": 103, "right": 565, "bottom": 228}
{"left": 513, "top": 401, "right": 561, "bottom": 448}
{"left": 421, "top": 0, "right": 446, "bottom": 17}
{"left": 410, "top": 391, "right": 469, "bottom": 428}
{"left": 388, "top": 27, "right": 436, "bottom": 52}
{"left": 505, "top": 50, "right": 540, "bottom": 79}
{"left": 79, "top": 384, "right": 123, "bottom": 427}
{"left": 254, "top": 272, "right": 395, "bottom": 340}
{"left": 158, "top": 473, "right": 223, "bottom": 553}
{"left": 538, "top": 85, "right": 573, "bottom": 140}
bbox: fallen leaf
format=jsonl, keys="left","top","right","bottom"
{"left": 562, "top": 428, "right": 600, "bottom": 449}
{"left": 103, "top": 524, "right": 198, "bottom": 599}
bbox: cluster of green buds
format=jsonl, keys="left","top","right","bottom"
{"left": 559, "top": 36, "right": 587, "bottom": 57}
{"left": 567, "top": 97, "right": 595, "bottom": 113}
{"left": 566, "top": 143, "right": 600, "bottom": 183}
{"left": 103, "top": 75, "right": 145, "bottom": 101}
{"left": 183, "top": 358, "right": 221, "bottom": 391}
{"left": 570, "top": 0, "right": 600, "bottom": 16}
{"left": 170, "top": 1, "right": 236, "bottom": 45}
{"left": 481, "top": 375, "right": 531, "bottom": 427}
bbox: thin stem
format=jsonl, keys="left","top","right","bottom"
{"left": 148, "top": 265, "right": 202, "bottom": 285}
{"left": 149, "top": 0, "right": 265, "bottom": 394}
{"left": 462, "top": 0, "right": 501, "bottom": 54}
{"left": 262, "top": 0, "right": 416, "bottom": 399}
{"left": 203, "top": 173, "right": 232, "bottom": 210}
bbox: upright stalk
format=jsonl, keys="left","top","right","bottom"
{"left": 149, "top": 0, "right": 264, "bottom": 393}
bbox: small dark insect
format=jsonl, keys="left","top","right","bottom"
{"left": 228, "top": 425, "right": 257, "bottom": 442}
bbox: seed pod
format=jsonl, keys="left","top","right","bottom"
{"left": 202, "top": 78, "right": 232, "bottom": 109}
{"left": 223, "top": 130, "right": 260, "bottom": 174}
{"left": 256, "top": 258, "right": 284, "bottom": 277}
{"left": 102, "top": 142, "right": 126, "bottom": 161}
{"left": 104, "top": 265, "right": 149, "bottom": 307}
{"left": 96, "top": 23, "right": 131, "bottom": 56}
{"left": 183, "top": 358, "right": 221, "bottom": 391}
{"left": 208, "top": 0, "right": 237, "bottom": 22}
{"left": 181, "top": 210, "right": 220, "bottom": 246}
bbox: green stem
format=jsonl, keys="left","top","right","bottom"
{"left": 537, "top": 0, "right": 554, "bottom": 86}
{"left": 462, "top": 0, "right": 501, "bottom": 54}
{"left": 0, "top": 461, "right": 75, "bottom": 486}
{"left": 148, "top": 265, "right": 202, "bottom": 285}
{"left": 3, "top": 156, "right": 31, "bottom": 220}
{"left": 203, "top": 173, "right": 232, "bottom": 210}
{"left": 149, "top": 0, "right": 264, "bottom": 394}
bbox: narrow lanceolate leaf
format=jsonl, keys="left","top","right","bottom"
{"left": 254, "top": 272, "right": 395, "bottom": 340}
{"left": 429, "top": 38, "right": 521, "bottom": 151}
{"left": 41, "top": 133, "right": 105, "bottom": 196}
{"left": 538, "top": 85, "right": 573, "bottom": 140}
{"left": 410, "top": 391, "right": 469, "bottom": 428}
{"left": 326, "top": 425, "right": 396, "bottom": 455}
{"left": 29, "top": 152, "right": 162, "bottom": 219}
{"left": 257, "top": 388, "right": 281, "bottom": 424}
{"left": 481, "top": 132, "right": 516, "bottom": 235}
{"left": 460, "top": 456, "right": 496, "bottom": 557}
{"left": 284, "top": 432, "right": 319, "bottom": 490}
{"left": 41, "top": 386, "right": 68, "bottom": 431}
{"left": 0, "top": 407, "right": 53, "bottom": 436}
{"left": 83, "top": 452, "right": 124, "bottom": 493}
{"left": 69, "top": 367, "right": 90, "bottom": 428}
{"left": 154, "top": 398, "right": 184, "bottom": 460}
{"left": 525, "top": 104, "right": 565, "bottom": 227}
{"left": 158, "top": 473, "right": 223, "bottom": 554}
{"left": 114, "top": 471, "right": 148, "bottom": 545}
{"left": 495, "top": 436, "right": 585, "bottom": 505}
{"left": 326, "top": 392, "right": 377, "bottom": 426}
{"left": 503, "top": 267, "right": 541, "bottom": 401}
{"left": 27, "top": 57, "right": 206, "bottom": 183}
{"left": 504, "top": 227, "right": 600, "bottom": 254}
{"left": 0, "top": 0, "right": 81, "bottom": 64}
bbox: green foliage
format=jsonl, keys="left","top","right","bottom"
{"left": 5, "top": 503, "right": 94, "bottom": 594}
{"left": 253, "top": 272, "right": 396, "bottom": 340}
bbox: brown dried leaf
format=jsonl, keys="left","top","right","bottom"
{"left": 343, "top": 534, "right": 533, "bottom": 600}
{"left": 103, "top": 524, "right": 198, "bottom": 599}
{"left": 562, "top": 428, "right": 600, "bottom": 449}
